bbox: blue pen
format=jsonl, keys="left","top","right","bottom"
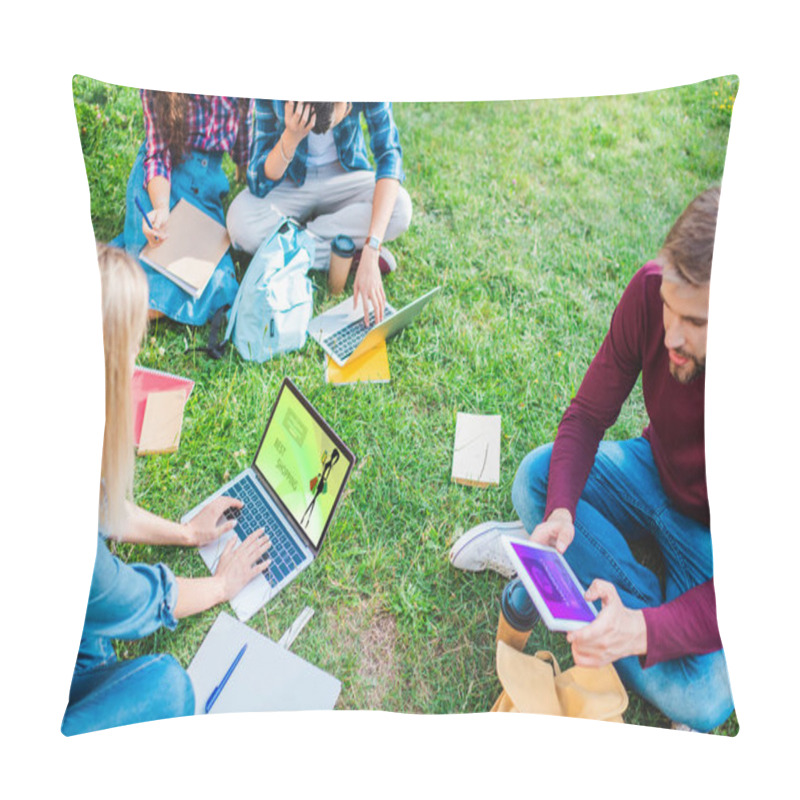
{"left": 205, "top": 643, "right": 247, "bottom": 713}
{"left": 134, "top": 195, "right": 159, "bottom": 240}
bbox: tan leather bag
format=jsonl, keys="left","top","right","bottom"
{"left": 491, "top": 640, "right": 629, "bottom": 722}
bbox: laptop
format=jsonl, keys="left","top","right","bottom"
{"left": 182, "top": 377, "right": 355, "bottom": 622}
{"left": 308, "top": 287, "right": 441, "bottom": 366}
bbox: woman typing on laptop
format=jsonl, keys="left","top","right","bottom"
{"left": 61, "top": 245, "right": 272, "bottom": 736}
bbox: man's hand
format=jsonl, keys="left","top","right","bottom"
{"left": 215, "top": 529, "right": 272, "bottom": 601}
{"left": 353, "top": 246, "right": 386, "bottom": 325}
{"left": 142, "top": 206, "right": 169, "bottom": 247}
{"left": 530, "top": 507, "right": 574, "bottom": 554}
{"left": 184, "top": 496, "right": 244, "bottom": 547}
{"left": 283, "top": 101, "right": 316, "bottom": 148}
{"left": 567, "top": 579, "right": 647, "bottom": 668}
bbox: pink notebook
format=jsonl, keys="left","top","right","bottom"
{"left": 132, "top": 366, "right": 195, "bottom": 446}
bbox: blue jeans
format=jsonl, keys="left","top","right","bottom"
{"left": 113, "top": 146, "right": 239, "bottom": 326}
{"left": 510, "top": 438, "right": 734, "bottom": 731}
{"left": 62, "top": 648, "right": 194, "bottom": 736}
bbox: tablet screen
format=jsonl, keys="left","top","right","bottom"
{"left": 509, "top": 542, "right": 595, "bottom": 622}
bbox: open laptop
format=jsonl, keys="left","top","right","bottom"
{"left": 182, "top": 377, "right": 355, "bottom": 622}
{"left": 308, "top": 287, "right": 440, "bottom": 366}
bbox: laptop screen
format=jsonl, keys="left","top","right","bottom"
{"left": 253, "top": 381, "right": 352, "bottom": 549}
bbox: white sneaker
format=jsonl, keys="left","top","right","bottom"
{"left": 448, "top": 520, "right": 529, "bottom": 578}
{"left": 670, "top": 721, "right": 700, "bottom": 733}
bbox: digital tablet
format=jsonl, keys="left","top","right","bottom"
{"left": 502, "top": 537, "right": 597, "bottom": 632}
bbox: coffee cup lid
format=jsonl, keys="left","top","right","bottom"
{"left": 331, "top": 234, "right": 356, "bottom": 257}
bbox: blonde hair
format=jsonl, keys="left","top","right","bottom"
{"left": 98, "top": 244, "right": 149, "bottom": 538}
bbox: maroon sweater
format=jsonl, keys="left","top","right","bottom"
{"left": 545, "top": 262, "right": 722, "bottom": 666}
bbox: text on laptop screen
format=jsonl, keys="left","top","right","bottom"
{"left": 510, "top": 542, "right": 595, "bottom": 622}
{"left": 254, "top": 388, "right": 348, "bottom": 548}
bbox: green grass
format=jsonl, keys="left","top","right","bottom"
{"left": 74, "top": 75, "right": 739, "bottom": 733}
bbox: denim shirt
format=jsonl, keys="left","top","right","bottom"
{"left": 75, "top": 534, "right": 179, "bottom": 673}
{"left": 247, "top": 101, "right": 405, "bottom": 198}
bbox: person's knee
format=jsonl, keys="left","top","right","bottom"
{"left": 226, "top": 192, "right": 260, "bottom": 254}
{"left": 511, "top": 443, "right": 553, "bottom": 523}
{"left": 154, "top": 654, "right": 195, "bottom": 718}
{"left": 388, "top": 187, "right": 413, "bottom": 238}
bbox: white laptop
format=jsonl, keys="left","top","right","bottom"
{"left": 308, "top": 287, "right": 440, "bottom": 366}
{"left": 182, "top": 377, "right": 355, "bottom": 622}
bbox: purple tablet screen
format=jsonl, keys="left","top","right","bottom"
{"left": 509, "top": 542, "right": 595, "bottom": 622}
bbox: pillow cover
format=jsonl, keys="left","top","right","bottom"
{"left": 68, "top": 75, "right": 738, "bottom": 735}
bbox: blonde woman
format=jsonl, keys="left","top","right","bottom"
{"left": 62, "top": 245, "right": 271, "bottom": 736}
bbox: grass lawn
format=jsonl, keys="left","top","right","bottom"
{"left": 73, "top": 75, "right": 738, "bottom": 732}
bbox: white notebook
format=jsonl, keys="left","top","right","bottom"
{"left": 186, "top": 612, "right": 341, "bottom": 715}
{"left": 451, "top": 412, "right": 502, "bottom": 487}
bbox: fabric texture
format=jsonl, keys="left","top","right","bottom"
{"left": 114, "top": 146, "right": 239, "bottom": 325}
{"left": 62, "top": 535, "right": 193, "bottom": 735}
{"left": 246, "top": 101, "right": 405, "bottom": 198}
{"left": 227, "top": 162, "right": 412, "bottom": 268}
{"left": 141, "top": 91, "right": 249, "bottom": 187}
{"left": 545, "top": 262, "right": 708, "bottom": 526}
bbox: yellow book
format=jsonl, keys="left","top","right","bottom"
{"left": 325, "top": 340, "right": 390, "bottom": 384}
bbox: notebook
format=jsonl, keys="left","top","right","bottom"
{"left": 325, "top": 339, "right": 390, "bottom": 384}
{"left": 187, "top": 612, "right": 341, "bottom": 714}
{"left": 131, "top": 366, "right": 194, "bottom": 447}
{"left": 451, "top": 412, "right": 502, "bottom": 487}
{"left": 139, "top": 199, "right": 231, "bottom": 298}
{"left": 182, "top": 377, "right": 355, "bottom": 622}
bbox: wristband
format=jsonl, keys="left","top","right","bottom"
{"left": 278, "top": 136, "right": 293, "bottom": 165}
{"left": 366, "top": 235, "right": 382, "bottom": 251}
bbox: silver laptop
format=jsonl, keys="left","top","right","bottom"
{"left": 182, "top": 377, "right": 355, "bottom": 622}
{"left": 308, "top": 287, "right": 441, "bottom": 366}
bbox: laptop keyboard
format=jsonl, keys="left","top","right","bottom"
{"left": 322, "top": 306, "right": 395, "bottom": 361}
{"left": 222, "top": 474, "right": 306, "bottom": 587}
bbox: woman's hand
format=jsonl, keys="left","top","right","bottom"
{"left": 184, "top": 496, "right": 244, "bottom": 547}
{"left": 215, "top": 529, "right": 272, "bottom": 601}
{"left": 353, "top": 247, "right": 386, "bottom": 326}
{"left": 142, "top": 206, "right": 170, "bottom": 247}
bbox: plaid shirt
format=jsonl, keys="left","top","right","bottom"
{"left": 141, "top": 91, "right": 251, "bottom": 188}
{"left": 247, "top": 101, "right": 404, "bottom": 198}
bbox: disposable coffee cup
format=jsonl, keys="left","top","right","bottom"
{"left": 328, "top": 234, "right": 356, "bottom": 295}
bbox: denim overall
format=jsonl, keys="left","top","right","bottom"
{"left": 114, "top": 144, "right": 239, "bottom": 326}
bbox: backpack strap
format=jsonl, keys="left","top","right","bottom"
{"left": 185, "top": 305, "right": 229, "bottom": 359}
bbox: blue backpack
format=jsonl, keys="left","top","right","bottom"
{"left": 200, "top": 219, "right": 315, "bottom": 362}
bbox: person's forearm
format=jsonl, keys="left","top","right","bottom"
{"left": 146, "top": 176, "right": 171, "bottom": 211}
{"left": 119, "top": 501, "right": 192, "bottom": 546}
{"left": 367, "top": 178, "right": 399, "bottom": 241}
{"left": 264, "top": 131, "right": 296, "bottom": 181}
{"left": 173, "top": 576, "right": 226, "bottom": 619}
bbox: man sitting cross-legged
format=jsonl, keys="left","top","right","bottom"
{"left": 226, "top": 100, "right": 412, "bottom": 326}
{"left": 450, "top": 187, "right": 734, "bottom": 732}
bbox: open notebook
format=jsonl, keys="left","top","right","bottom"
{"left": 140, "top": 199, "right": 231, "bottom": 298}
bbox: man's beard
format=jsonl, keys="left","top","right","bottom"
{"left": 669, "top": 348, "right": 706, "bottom": 384}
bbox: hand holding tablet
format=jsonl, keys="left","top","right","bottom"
{"left": 502, "top": 537, "right": 597, "bottom": 632}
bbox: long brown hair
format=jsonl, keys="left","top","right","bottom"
{"left": 151, "top": 91, "right": 191, "bottom": 166}
{"left": 97, "top": 244, "right": 149, "bottom": 538}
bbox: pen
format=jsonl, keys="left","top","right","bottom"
{"left": 204, "top": 643, "right": 247, "bottom": 713}
{"left": 134, "top": 195, "right": 159, "bottom": 240}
